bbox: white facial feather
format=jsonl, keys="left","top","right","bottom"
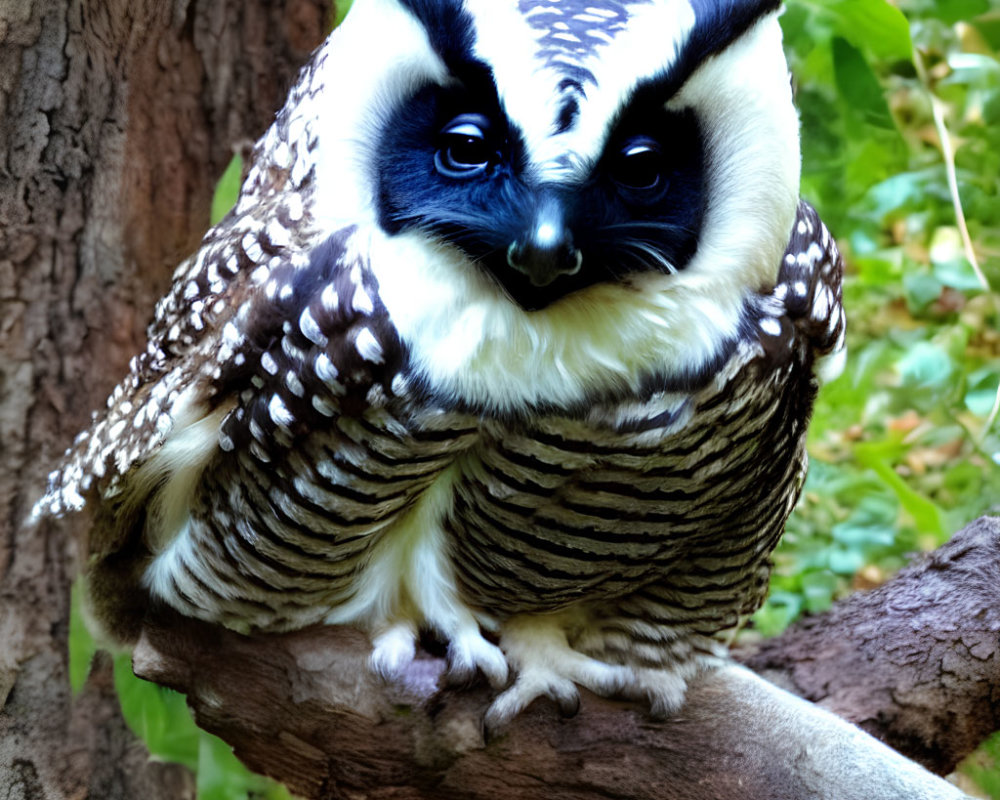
{"left": 343, "top": 6, "right": 801, "bottom": 412}
{"left": 240, "top": 1, "right": 801, "bottom": 416}
{"left": 308, "top": 0, "right": 451, "bottom": 230}
{"left": 673, "top": 16, "right": 801, "bottom": 294}
{"left": 464, "top": 0, "right": 698, "bottom": 180}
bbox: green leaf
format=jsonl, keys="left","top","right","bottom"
{"left": 932, "top": 0, "right": 989, "bottom": 26}
{"left": 934, "top": 258, "right": 987, "bottom": 291}
{"left": 943, "top": 460, "right": 986, "bottom": 494}
{"left": 112, "top": 656, "right": 294, "bottom": 798}
{"left": 332, "top": 0, "right": 354, "bottom": 30}
{"left": 896, "top": 342, "right": 954, "bottom": 388}
{"left": 828, "top": 546, "right": 866, "bottom": 575}
{"left": 69, "top": 581, "right": 98, "bottom": 693}
{"left": 198, "top": 732, "right": 297, "bottom": 800}
{"left": 210, "top": 153, "right": 243, "bottom": 226}
{"left": 753, "top": 591, "right": 805, "bottom": 636}
{"left": 966, "top": 370, "right": 1000, "bottom": 416}
{"left": 961, "top": 730, "right": 1000, "bottom": 798}
{"left": 973, "top": 16, "right": 1000, "bottom": 51}
{"left": 862, "top": 170, "right": 934, "bottom": 219}
{"left": 113, "top": 656, "right": 200, "bottom": 769}
{"left": 796, "top": 0, "right": 914, "bottom": 61}
{"left": 801, "top": 570, "right": 838, "bottom": 613}
{"left": 197, "top": 733, "right": 255, "bottom": 800}
{"left": 832, "top": 518, "right": 895, "bottom": 548}
{"left": 903, "top": 271, "right": 944, "bottom": 310}
{"left": 854, "top": 443, "right": 946, "bottom": 538}
{"left": 832, "top": 37, "right": 897, "bottom": 132}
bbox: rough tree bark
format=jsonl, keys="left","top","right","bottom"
{"left": 0, "top": 1, "right": 329, "bottom": 797}
{"left": 745, "top": 514, "right": 1000, "bottom": 778}
{"left": 0, "top": 2, "right": 992, "bottom": 799}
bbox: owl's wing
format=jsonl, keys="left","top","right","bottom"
{"left": 32, "top": 48, "right": 339, "bottom": 521}
{"left": 40, "top": 104, "right": 309, "bottom": 512}
{"left": 32, "top": 183, "right": 399, "bottom": 538}
{"left": 774, "top": 200, "right": 847, "bottom": 377}
{"left": 34, "top": 193, "right": 279, "bottom": 512}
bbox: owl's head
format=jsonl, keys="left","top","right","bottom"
{"left": 289, "top": 0, "right": 802, "bottom": 408}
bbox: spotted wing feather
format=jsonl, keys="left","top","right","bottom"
{"left": 33, "top": 58, "right": 329, "bottom": 520}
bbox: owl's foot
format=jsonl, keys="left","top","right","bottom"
{"left": 370, "top": 621, "right": 418, "bottom": 678}
{"left": 371, "top": 615, "right": 698, "bottom": 728}
{"left": 618, "top": 665, "right": 691, "bottom": 717}
{"left": 483, "top": 616, "right": 631, "bottom": 734}
{"left": 444, "top": 622, "right": 509, "bottom": 689}
{"left": 369, "top": 618, "right": 509, "bottom": 690}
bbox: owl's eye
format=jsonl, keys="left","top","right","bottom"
{"left": 611, "top": 136, "right": 666, "bottom": 193}
{"left": 434, "top": 114, "right": 495, "bottom": 179}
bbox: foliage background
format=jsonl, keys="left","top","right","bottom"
{"left": 68, "top": 0, "right": 1000, "bottom": 796}
{"left": 759, "top": 1, "right": 1000, "bottom": 793}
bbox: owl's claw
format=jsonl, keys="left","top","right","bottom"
{"left": 622, "top": 665, "right": 691, "bottom": 718}
{"left": 371, "top": 617, "right": 509, "bottom": 689}
{"left": 369, "top": 622, "right": 418, "bottom": 679}
{"left": 445, "top": 626, "right": 508, "bottom": 689}
{"left": 484, "top": 673, "right": 581, "bottom": 734}
{"left": 482, "top": 615, "right": 630, "bottom": 735}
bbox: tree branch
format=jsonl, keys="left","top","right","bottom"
{"left": 132, "top": 519, "right": 1000, "bottom": 799}
{"left": 744, "top": 514, "right": 1000, "bottom": 776}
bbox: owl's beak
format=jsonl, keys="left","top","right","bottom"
{"left": 506, "top": 195, "right": 582, "bottom": 287}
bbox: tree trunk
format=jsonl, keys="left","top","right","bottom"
{"left": 0, "top": 1, "right": 328, "bottom": 796}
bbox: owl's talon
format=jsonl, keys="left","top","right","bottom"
{"left": 483, "top": 675, "right": 582, "bottom": 734}
{"left": 556, "top": 689, "right": 581, "bottom": 718}
{"left": 482, "top": 686, "right": 530, "bottom": 736}
{"left": 445, "top": 627, "right": 509, "bottom": 690}
{"left": 443, "top": 662, "right": 476, "bottom": 688}
{"left": 481, "top": 615, "right": 636, "bottom": 731}
{"left": 369, "top": 624, "right": 417, "bottom": 679}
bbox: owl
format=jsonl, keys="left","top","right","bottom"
{"left": 37, "top": 0, "right": 845, "bottom": 728}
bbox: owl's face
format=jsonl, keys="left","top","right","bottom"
{"left": 373, "top": 34, "right": 705, "bottom": 311}
{"left": 296, "top": 0, "right": 801, "bottom": 409}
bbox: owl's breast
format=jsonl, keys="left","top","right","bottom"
{"left": 445, "top": 336, "right": 816, "bottom": 628}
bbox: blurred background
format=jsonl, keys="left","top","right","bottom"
{"left": 69, "top": 1, "right": 1000, "bottom": 796}
{"left": 762, "top": 3, "right": 1000, "bottom": 794}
